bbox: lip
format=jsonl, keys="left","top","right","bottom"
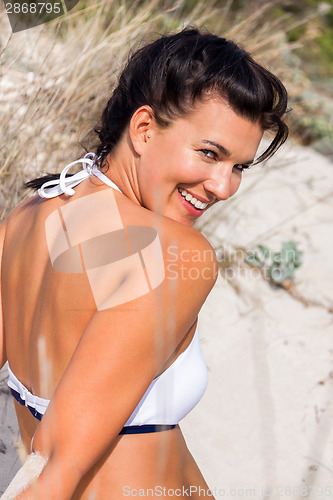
{"left": 177, "top": 189, "right": 207, "bottom": 218}
{"left": 178, "top": 187, "right": 211, "bottom": 204}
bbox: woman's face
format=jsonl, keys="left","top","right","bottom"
{"left": 136, "top": 98, "right": 263, "bottom": 226}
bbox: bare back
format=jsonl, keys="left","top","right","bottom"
{"left": 1, "top": 172, "right": 218, "bottom": 498}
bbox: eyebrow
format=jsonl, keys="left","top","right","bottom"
{"left": 202, "top": 140, "right": 231, "bottom": 157}
{"left": 202, "top": 139, "right": 254, "bottom": 165}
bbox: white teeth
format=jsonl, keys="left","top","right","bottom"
{"left": 178, "top": 188, "right": 208, "bottom": 210}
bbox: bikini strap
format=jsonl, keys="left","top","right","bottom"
{"left": 38, "top": 153, "right": 122, "bottom": 199}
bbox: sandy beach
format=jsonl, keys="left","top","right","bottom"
{"left": 182, "top": 142, "right": 333, "bottom": 498}
{"left": 0, "top": 368, "right": 21, "bottom": 495}
{"left": 1, "top": 140, "right": 332, "bottom": 498}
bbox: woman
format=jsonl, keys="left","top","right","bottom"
{"left": 0, "top": 28, "right": 288, "bottom": 499}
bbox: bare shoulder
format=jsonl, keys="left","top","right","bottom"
{"left": 3, "top": 195, "right": 40, "bottom": 234}
{"left": 118, "top": 196, "right": 218, "bottom": 289}
{"left": 0, "top": 217, "right": 8, "bottom": 268}
{"left": 115, "top": 205, "right": 219, "bottom": 331}
{"left": 161, "top": 218, "right": 218, "bottom": 286}
{"left": 0, "top": 217, "right": 7, "bottom": 236}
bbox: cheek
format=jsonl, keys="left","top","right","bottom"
{"left": 231, "top": 174, "right": 242, "bottom": 196}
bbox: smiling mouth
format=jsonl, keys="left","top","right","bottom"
{"left": 178, "top": 188, "right": 208, "bottom": 210}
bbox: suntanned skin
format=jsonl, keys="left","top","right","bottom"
{"left": 0, "top": 98, "right": 263, "bottom": 499}
{"left": 2, "top": 186, "right": 218, "bottom": 500}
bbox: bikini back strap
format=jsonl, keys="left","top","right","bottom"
{"left": 38, "top": 153, "right": 122, "bottom": 198}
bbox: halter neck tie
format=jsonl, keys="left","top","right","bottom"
{"left": 38, "top": 153, "right": 122, "bottom": 199}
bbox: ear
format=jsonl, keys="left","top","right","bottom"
{"left": 129, "top": 105, "right": 154, "bottom": 156}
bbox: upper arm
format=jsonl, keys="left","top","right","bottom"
{"left": 0, "top": 218, "right": 7, "bottom": 369}
{"left": 32, "top": 226, "right": 218, "bottom": 494}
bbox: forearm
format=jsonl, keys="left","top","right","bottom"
{"left": 16, "top": 454, "right": 82, "bottom": 500}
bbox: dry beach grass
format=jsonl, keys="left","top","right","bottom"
{"left": 0, "top": 0, "right": 323, "bottom": 217}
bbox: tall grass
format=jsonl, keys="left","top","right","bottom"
{"left": 0, "top": 0, "right": 322, "bottom": 218}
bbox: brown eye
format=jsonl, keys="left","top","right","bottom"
{"left": 234, "top": 164, "right": 249, "bottom": 172}
{"left": 201, "top": 149, "right": 217, "bottom": 160}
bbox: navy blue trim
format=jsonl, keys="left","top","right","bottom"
{"left": 11, "top": 388, "right": 43, "bottom": 421}
{"left": 11, "top": 388, "right": 177, "bottom": 433}
{"left": 119, "top": 424, "right": 176, "bottom": 434}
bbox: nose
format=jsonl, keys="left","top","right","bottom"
{"left": 203, "top": 164, "right": 235, "bottom": 201}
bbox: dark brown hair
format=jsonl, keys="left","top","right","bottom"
{"left": 25, "top": 27, "right": 289, "bottom": 190}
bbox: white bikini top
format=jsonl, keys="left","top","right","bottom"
{"left": 7, "top": 153, "right": 209, "bottom": 427}
{"left": 7, "top": 326, "right": 208, "bottom": 426}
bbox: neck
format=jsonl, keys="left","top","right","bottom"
{"left": 101, "top": 133, "right": 142, "bottom": 206}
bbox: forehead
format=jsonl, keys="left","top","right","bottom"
{"left": 168, "top": 97, "right": 263, "bottom": 160}
{"left": 183, "top": 96, "right": 257, "bottom": 128}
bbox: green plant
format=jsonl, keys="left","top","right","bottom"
{"left": 246, "top": 241, "right": 303, "bottom": 286}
